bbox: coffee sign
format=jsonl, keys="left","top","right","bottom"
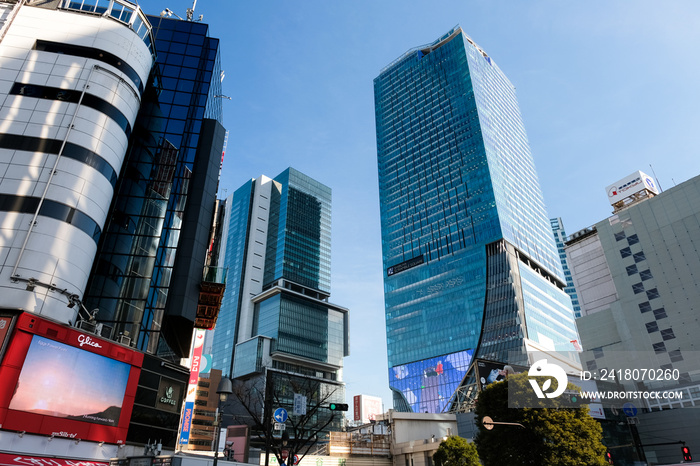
{"left": 157, "top": 379, "right": 182, "bottom": 411}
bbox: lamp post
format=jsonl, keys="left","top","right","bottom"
{"left": 213, "top": 376, "right": 233, "bottom": 466}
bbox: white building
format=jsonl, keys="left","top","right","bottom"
{"left": 0, "top": 0, "right": 154, "bottom": 323}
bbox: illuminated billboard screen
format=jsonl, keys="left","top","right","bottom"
{"left": 8, "top": 335, "right": 131, "bottom": 427}
{"left": 389, "top": 349, "right": 473, "bottom": 413}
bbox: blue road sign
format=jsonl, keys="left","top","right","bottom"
{"left": 274, "top": 407, "right": 288, "bottom": 423}
{"left": 622, "top": 402, "right": 638, "bottom": 417}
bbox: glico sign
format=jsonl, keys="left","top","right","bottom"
{"left": 0, "top": 313, "right": 143, "bottom": 444}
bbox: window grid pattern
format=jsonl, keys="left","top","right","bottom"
{"left": 264, "top": 169, "right": 332, "bottom": 293}
{"left": 375, "top": 28, "right": 568, "bottom": 378}
{"left": 550, "top": 218, "right": 581, "bottom": 318}
{"left": 84, "top": 17, "right": 222, "bottom": 356}
{"left": 211, "top": 181, "right": 254, "bottom": 373}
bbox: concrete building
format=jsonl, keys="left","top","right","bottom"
{"left": 0, "top": 0, "right": 226, "bottom": 458}
{"left": 566, "top": 171, "right": 700, "bottom": 465}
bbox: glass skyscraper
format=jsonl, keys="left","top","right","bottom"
{"left": 211, "top": 168, "right": 348, "bottom": 433}
{"left": 550, "top": 217, "right": 582, "bottom": 318}
{"left": 84, "top": 14, "right": 226, "bottom": 359}
{"left": 375, "top": 26, "right": 580, "bottom": 412}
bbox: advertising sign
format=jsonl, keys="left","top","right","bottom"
{"left": 476, "top": 360, "right": 527, "bottom": 391}
{"left": 0, "top": 453, "right": 109, "bottom": 466}
{"left": 353, "top": 395, "right": 382, "bottom": 423}
{"left": 606, "top": 170, "right": 658, "bottom": 205}
{"left": 8, "top": 336, "right": 131, "bottom": 426}
{"left": 0, "top": 312, "right": 142, "bottom": 444}
{"left": 179, "top": 401, "right": 194, "bottom": 444}
{"left": 179, "top": 328, "right": 206, "bottom": 444}
{"left": 390, "top": 349, "right": 473, "bottom": 413}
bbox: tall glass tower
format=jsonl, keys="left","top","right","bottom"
{"left": 550, "top": 217, "right": 582, "bottom": 318}
{"left": 83, "top": 14, "right": 225, "bottom": 359}
{"left": 375, "top": 26, "right": 580, "bottom": 413}
{"left": 211, "top": 168, "right": 348, "bottom": 434}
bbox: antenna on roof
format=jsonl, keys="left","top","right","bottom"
{"left": 186, "top": 0, "right": 201, "bottom": 21}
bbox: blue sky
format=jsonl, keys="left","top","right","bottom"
{"left": 137, "top": 0, "right": 700, "bottom": 409}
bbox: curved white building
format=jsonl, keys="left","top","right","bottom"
{"left": 0, "top": 0, "right": 154, "bottom": 323}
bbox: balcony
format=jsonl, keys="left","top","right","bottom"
{"left": 194, "top": 266, "right": 227, "bottom": 329}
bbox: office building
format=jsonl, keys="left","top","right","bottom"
{"left": 550, "top": 217, "right": 582, "bottom": 318}
{"left": 0, "top": 0, "right": 226, "bottom": 455}
{"left": 566, "top": 171, "right": 700, "bottom": 465}
{"left": 212, "top": 168, "right": 349, "bottom": 433}
{"left": 83, "top": 12, "right": 225, "bottom": 360}
{"left": 374, "top": 26, "right": 580, "bottom": 413}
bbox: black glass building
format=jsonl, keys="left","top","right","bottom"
{"left": 84, "top": 14, "right": 226, "bottom": 360}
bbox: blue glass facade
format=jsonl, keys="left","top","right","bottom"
{"left": 375, "top": 27, "right": 578, "bottom": 411}
{"left": 212, "top": 167, "right": 347, "bottom": 437}
{"left": 85, "top": 15, "right": 224, "bottom": 358}
{"left": 210, "top": 180, "right": 253, "bottom": 372}
{"left": 550, "top": 217, "right": 582, "bottom": 318}
{"left": 212, "top": 168, "right": 346, "bottom": 377}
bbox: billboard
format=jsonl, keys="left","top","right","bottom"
{"left": 8, "top": 336, "right": 131, "bottom": 426}
{"left": 476, "top": 360, "right": 528, "bottom": 391}
{"left": 0, "top": 313, "right": 143, "bottom": 443}
{"left": 179, "top": 328, "right": 205, "bottom": 445}
{"left": 0, "top": 453, "right": 108, "bottom": 466}
{"left": 389, "top": 349, "right": 473, "bottom": 413}
{"left": 606, "top": 171, "right": 659, "bottom": 205}
{"left": 353, "top": 395, "right": 383, "bottom": 423}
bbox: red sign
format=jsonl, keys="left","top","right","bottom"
{"left": 0, "top": 313, "right": 142, "bottom": 444}
{"left": 0, "top": 453, "right": 108, "bottom": 466}
{"left": 0, "top": 316, "right": 12, "bottom": 344}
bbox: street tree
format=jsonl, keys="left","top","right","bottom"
{"left": 224, "top": 370, "right": 343, "bottom": 466}
{"left": 474, "top": 372, "right": 607, "bottom": 466}
{"left": 433, "top": 435, "right": 480, "bottom": 466}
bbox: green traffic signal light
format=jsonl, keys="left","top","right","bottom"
{"left": 329, "top": 403, "right": 349, "bottom": 411}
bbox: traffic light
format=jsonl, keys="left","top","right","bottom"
{"left": 328, "top": 403, "right": 349, "bottom": 411}
{"left": 682, "top": 446, "right": 692, "bottom": 461}
{"left": 605, "top": 451, "right": 613, "bottom": 464}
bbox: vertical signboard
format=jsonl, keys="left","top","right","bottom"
{"left": 179, "top": 328, "right": 205, "bottom": 445}
{"left": 353, "top": 395, "right": 361, "bottom": 421}
{"left": 0, "top": 314, "right": 15, "bottom": 361}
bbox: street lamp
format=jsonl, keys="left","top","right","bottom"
{"left": 213, "top": 376, "right": 233, "bottom": 466}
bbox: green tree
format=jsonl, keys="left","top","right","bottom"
{"left": 433, "top": 436, "right": 480, "bottom": 466}
{"left": 474, "top": 372, "right": 607, "bottom": 466}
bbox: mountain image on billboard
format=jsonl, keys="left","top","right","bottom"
{"left": 8, "top": 336, "right": 131, "bottom": 426}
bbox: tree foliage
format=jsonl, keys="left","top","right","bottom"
{"left": 433, "top": 436, "right": 480, "bottom": 466}
{"left": 474, "top": 372, "right": 607, "bottom": 466}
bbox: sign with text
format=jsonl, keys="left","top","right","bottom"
{"left": 386, "top": 255, "right": 424, "bottom": 277}
{"left": 0, "top": 453, "right": 109, "bottom": 466}
{"left": 293, "top": 393, "right": 307, "bottom": 416}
